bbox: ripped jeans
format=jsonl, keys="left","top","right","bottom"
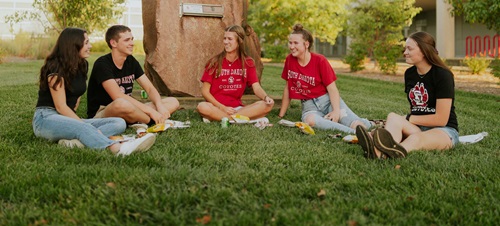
{"left": 301, "top": 94, "right": 371, "bottom": 133}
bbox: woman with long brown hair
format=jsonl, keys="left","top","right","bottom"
{"left": 356, "top": 31, "right": 459, "bottom": 159}
{"left": 197, "top": 25, "right": 274, "bottom": 121}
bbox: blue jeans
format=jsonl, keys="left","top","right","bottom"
{"left": 301, "top": 94, "right": 371, "bottom": 133}
{"left": 33, "top": 107, "right": 125, "bottom": 149}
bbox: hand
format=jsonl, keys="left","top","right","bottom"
{"left": 324, "top": 111, "right": 340, "bottom": 123}
{"left": 149, "top": 110, "right": 167, "bottom": 124}
{"left": 156, "top": 105, "right": 171, "bottom": 120}
{"left": 220, "top": 105, "right": 236, "bottom": 115}
{"left": 264, "top": 96, "right": 274, "bottom": 105}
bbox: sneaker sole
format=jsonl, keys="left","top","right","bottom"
{"left": 136, "top": 134, "right": 156, "bottom": 152}
{"left": 373, "top": 128, "right": 407, "bottom": 158}
{"left": 355, "top": 125, "right": 375, "bottom": 159}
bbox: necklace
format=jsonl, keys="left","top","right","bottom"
{"left": 226, "top": 57, "right": 238, "bottom": 66}
{"left": 418, "top": 73, "right": 426, "bottom": 79}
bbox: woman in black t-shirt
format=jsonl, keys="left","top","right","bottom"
{"left": 33, "top": 28, "right": 156, "bottom": 155}
{"left": 356, "top": 31, "right": 459, "bottom": 159}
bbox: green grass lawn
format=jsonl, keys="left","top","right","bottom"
{"left": 0, "top": 54, "right": 498, "bottom": 225}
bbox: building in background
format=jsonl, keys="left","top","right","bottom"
{"left": 0, "top": 0, "right": 144, "bottom": 40}
{"left": 317, "top": 0, "right": 498, "bottom": 59}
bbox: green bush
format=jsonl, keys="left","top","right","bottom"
{"left": 262, "top": 44, "right": 288, "bottom": 62}
{"left": 0, "top": 32, "right": 56, "bottom": 59}
{"left": 489, "top": 57, "right": 500, "bottom": 78}
{"left": 462, "top": 55, "right": 492, "bottom": 75}
{"left": 343, "top": 42, "right": 367, "bottom": 72}
{"left": 91, "top": 40, "right": 109, "bottom": 53}
{"left": 373, "top": 40, "right": 402, "bottom": 74}
{"left": 0, "top": 47, "right": 5, "bottom": 64}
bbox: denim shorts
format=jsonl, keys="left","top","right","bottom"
{"left": 419, "top": 125, "right": 459, "bottom": 147}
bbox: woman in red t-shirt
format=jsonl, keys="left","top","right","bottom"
{"left": 279, "top": 24, "right": 372, "bottom": 133}
{"left": 197, "top": 25, "right": 274, "bottom": 121}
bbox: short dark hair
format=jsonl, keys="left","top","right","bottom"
{"left": 105, "top": 25, "right": 132, "bottom": 49}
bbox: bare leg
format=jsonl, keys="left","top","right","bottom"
{"left": 146, "top": 97, "right": 180, "bottom": 115}
{"left": 236, "top": 100, "right": 273, "bottom": 120}
{"left": 100, "top": 98, "right": 150, "bottom": 124}
{"left": 401, "top": 129, "right": 453, "bottom": 152}
{"left": 384, "top": 112, "right": 421, "bottom": 143}
{"left": 196, "top": 102, "right": 231, "bottom": 121}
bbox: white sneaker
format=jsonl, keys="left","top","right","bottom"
{"left": 117, "top": 133, "right": 156, "bottom": 156}
{"left": 58, "top": 139, "right": 84, "bottom": 148}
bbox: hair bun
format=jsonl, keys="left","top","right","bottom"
{"left": 292, "top": 24, "right": 304, "bottom": 31}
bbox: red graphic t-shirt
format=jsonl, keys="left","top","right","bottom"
{"left": 201, "top": 57, "right": 258, "bottom": 107}
{"left": 281, "top": 53, "right": 337, "bottom": 100}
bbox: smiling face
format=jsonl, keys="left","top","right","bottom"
{"left": 223, "top": 31, "right": 239, "bottom": 54}
{"left": 112, "top": 31, "right": 134, "bottom": 56}
{"left": 78, "top": 33, "right": 91, "bottom": 59}
{"left": 404, "top": 38, "right": 425, "bottom": 65}
{"left": 288, "top": 33, "right": 309, "bottom": 58}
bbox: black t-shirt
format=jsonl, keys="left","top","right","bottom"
{"left": 404, "top": 65, "right": 458, "bottom": 131}
{"left": 86, "top": 53, "right": 144, "bottom": 118}
{"left": 36, "top": 69, "right": 87, "bottom": 111}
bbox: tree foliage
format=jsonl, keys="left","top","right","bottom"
{"left": 5, "top": 0, "right": 126, "bottom": 34}
{"left": 248, "top": 0, "right": 350, "bottom": 46}
{"left": 345, "top": 0, "right": 421, "bottom": 73}
{"left": 446, "top": 0, "right": 500, "bottom": 32}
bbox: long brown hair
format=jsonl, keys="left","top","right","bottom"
{"left": 205, "top": 25, "right": 253, "bottom": 78}
{"left": 408, "top": 31, "right": 452, "bottom": 73}
{"left": 39, "top": 27, "right": 88, "bottom": 91}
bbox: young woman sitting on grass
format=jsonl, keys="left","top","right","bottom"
{"left": 32, "top": 27, "right": 156, "bottom": 156}
{"left": 356, "top": 31, "right": 459, "bottom": 159}
{"left": 197, "top": 25, "right": 274, "bottom": 122}
{"left": 278, "top": 24, "right": 372, "bottom": 133}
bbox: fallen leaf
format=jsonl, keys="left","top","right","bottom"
{"left": 196, "top": 215, "right": 211, "bottom": 224}
{"left": 394, "top": 165, "right": 401, "bottom": 170}
{"left": 263, "top": 203, "right": 271, "bottom": 209}
{"left": 317, "top": 189, "right": 326, "bottom": 198}
{"left": 106, "top": 182, "right": 116, "bottom": 189}
{"left": 348, "top": 220, "right": 358, "bottom": 226}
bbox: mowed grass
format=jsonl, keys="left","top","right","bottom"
{"left": 0, "top": 54, "right": 498, "bottom": 225}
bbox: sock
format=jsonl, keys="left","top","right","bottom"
{"left": 147, "top": 118, "right": 155, "bottom": 126}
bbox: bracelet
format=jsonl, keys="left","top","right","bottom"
{"left": 263, "top": 96, "right": 268, "bottom": 100}
{"left": 406, "top": 114, "right": 411, "bottom": 121}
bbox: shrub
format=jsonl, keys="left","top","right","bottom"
{"left": 462, "top": 55, "right": 492, "bottom": 75}
{"left": 91, "top": 40, "right": 109, "bottom": 53}
{"left": 373, "top": 39, "right": 402, "bottom": 74}
{"left": 490, "top": 57, "right": 500, "bottom": 78}
{"left": 0, "top": 47, "right": 5, "bottom": 64}
{"left": 343, "top": 42, "right": 367, "bottom": 72}
{"left": 262, "top": 44, "right": 288, "bottom": 62}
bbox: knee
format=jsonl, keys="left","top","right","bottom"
{"left": 112, "top": 98, "right": 135, "bottom": 114}
{"left": 258, "top": 100, "right": 274, "bottom": 113}
{"left": 196, "top": 102, "right": 211, "bottom": 115}
{"left": 303, "top": 114, "right": 316, "bottom": 126}
{"left": 113, "top": 118, "right": 127, "bottom": 131}
{"left": 386, "top": 112, "right": 403, "bottom": 124}
{"left": 166, "top": 97, "right": 180, "bottom": 109}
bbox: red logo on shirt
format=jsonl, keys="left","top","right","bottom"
{"left": 409, "top": 82, "right": 428, "bottom": 107}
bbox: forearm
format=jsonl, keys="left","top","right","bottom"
{"left": 55, "top": 105, "right": 81, "bottom": 121}
{"left": 408, "top": 113, "right": 448, "bottom": 127}
{"left": 252, "top": 83, "right": 268, "bottom": 100}
{"left": 279, "top": 86, "right": 290, "bottom": 117}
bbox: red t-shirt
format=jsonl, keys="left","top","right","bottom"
{"left": 201, "top": 57, "right": 259, "bottom": 107}
{"left": 281, "top": 52, "right": 337, "bottom": 99}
